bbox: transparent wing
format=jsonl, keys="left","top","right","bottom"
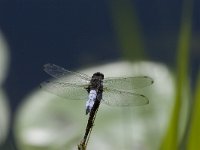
{"left": 40, "top": 80, "right": 89, "bottom": 100}
{"left": 104, "top": 76, "right": 154, "bottom": 91}
{"left": 102, "top": 88, "right": 149, "bottom": 106}
{"left": 43, "top": 63, "right": 91, "bottom": 84}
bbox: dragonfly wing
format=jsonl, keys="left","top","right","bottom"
{"left": 102, "top": 88, "right": 149, "bottom": 106}
{"left": 40, "top": 80, "right": 88, "bottom": 100}
{"left": 104, "top": 76, "right": 154, "bottom": 91}
{"left": 44, "top": 64, "right": 91, "bottom": 84}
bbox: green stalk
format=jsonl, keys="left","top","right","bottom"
{"left": 186, "top": 72, "right": 200, "bottom": 149}
{"left": 160, "top": 0, "right": 193, "bottom": 149}
{"left": 108, "top": 0, "right": 145, "bottom": 60}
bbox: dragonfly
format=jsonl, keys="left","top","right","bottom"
{"left": 40, "top": 63, "right": 154, "bottom": 149}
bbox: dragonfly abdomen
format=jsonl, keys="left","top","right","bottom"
{"left": 86, "top": 90, "right": 97, "bottom": 115}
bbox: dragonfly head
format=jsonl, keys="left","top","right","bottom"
{"left": 92, "top": 72, "right": 104, "bottom": 80}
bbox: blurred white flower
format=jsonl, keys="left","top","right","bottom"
{"left": 15, "top": 61, "right": 174, "bottom": 150}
